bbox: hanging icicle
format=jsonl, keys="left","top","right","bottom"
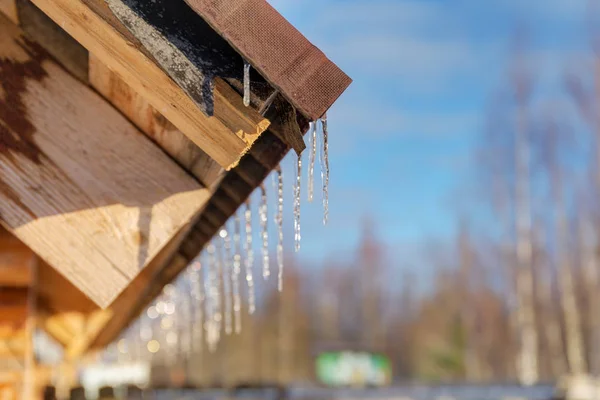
{"left": 189, "top": 258, "right": 204, "bottom": 353}
{"left": 243, "top": 60, "right": 251, "bottom": 107}
{"left": 220, "top": 228, "right": 233, "bottom": 335}
{"left": 233, "top": 214, "right": 242, "bottom": 334}
{"left": 205, "top": 242, "right": 220, "bottom": 352}
{"left": 139, "top": 309, "right": 153, "bottom": 362}
{"left": 260, "top": 184, "right": 270, "bottom": 279}
{"left": 179, "top": 291, "right": 192, "bottom": 358}
{"left": 308, "top": 122, "right": 317, "bottom": 202}
{"left": 160, "top": 285, "right": 178, "bottom": 366}
{"left": 244, "top": 201, "right": 256, "bottom": 314}
{"left": 276, "top": 167, "right": 284, "bottom": 292}
{"left": 294, "top": 153, "right": 302, "bottom": 252}
{"left": 319, "top": 114, "right": 330, "bottom": 225}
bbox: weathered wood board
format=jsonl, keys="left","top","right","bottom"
{"left": 28, "top": 0, "right": 269, "bottom": 169}
{"left": 0, "top": 15, "right": 210, "bottom": 308}
{"left": 89, "top": 55, "right": 224, "bottom": 190}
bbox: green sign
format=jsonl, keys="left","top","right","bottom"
{"left": 316, "top": 351, "right": 392, "bottom": 387}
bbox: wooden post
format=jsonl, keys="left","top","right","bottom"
{"left": 21, "top": 257, "right": 37, "bottom": 400}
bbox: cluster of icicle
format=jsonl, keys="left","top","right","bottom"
{"left": 103, "top": 66, "right": 330, "bottom": 362}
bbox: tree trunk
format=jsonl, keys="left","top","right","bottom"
{"left": 514, "top": 93, "right": 539, "bottom": 385}
{"left": 580, "top": 218, "right": 600, "bottom": 375}
{"left": 554, "top": 173, "right": 587, "bottom": 375}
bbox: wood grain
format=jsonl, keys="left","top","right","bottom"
{"left": 0, "top": 16, "right": 210, "bottom": 308}
{"left": 16, "top": 0, "right": 89, "bottom": 82}
{"left": 29, "top": 0, "right": 269, "bottom": 169}
{"left": 89, "top": 55, "right": 224, "bottom": 189}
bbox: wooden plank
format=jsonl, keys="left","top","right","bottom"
{"left": 0, "top": 0, "right": 17, "bottom": 24}
{"left": 28, "top": 0, "right": 270, "bottom": 169}
{"left": 0, "top": 16, "right": 210, "bottom": 308}
{"left": 39, "top": 312, "right": 75, "bottom": 347}
{"left": 16, "top": 0, "right": 88, "bottom": 82}
{"left": 65, "top": 310, "right": 112, "bottom": 360}
{"left": 88, "top": 55, "right": 224, "bottom": 189}
{"left": 0, "top": 330, "right": 26, "bottom": 357}
{"left": 0, "top": 228, "right": 33, "bottom": 287}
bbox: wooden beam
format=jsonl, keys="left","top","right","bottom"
{"left": 0, "top": 228, "right": 33, "bottom": 287}
{"left": 37, "top": 262, "right": 97, "bottom": 316}
{"left": 28, "top": 0, "right": 270, "bottom": 169}
{"left": 0, "top": 15, "right": 210, "bottom": 308}
{"left": 0, "top": 0, "right": 17, "bottom": 24}
{"left": 88, "top": 55, "right": 224, "bottom": 189}
{"left": 65, "top": 310, "right": 112, "bottom": 360}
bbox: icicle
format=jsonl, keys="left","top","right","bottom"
{"left": 179, "top": 292, "right": 192, "bottom": 358}
{"left": 161, "top": 285, "right": 177, "bottom": 366}
{"left": 307, "top": 122, "right": 317, "bottom": 202}
{"left": 243, "top": 61, "right": 251, "bottom": 107}
{"left": 260, "top": 184, "right": 270, "bottom": 279}
{"left": 205, "top": 242, "right": 220, "bottom": 352}
{"left": 319, "top": 114, "right": 330, "bottom": 225}
{"left": 276, "top": 167, "right": 284, "bottom": 292}
{"left": 139, "top": 311, "right": 153, "bottom": 362}
{"left": 232, "top": 214, "right": 242, "bottom": 334}
{"left": 244, "top": 202, "right": 256, "bottom": 314}
{"left": 220, "top": 228, "right": 233, "bottom": 335}
{"left": 189, "top": 259, "right": 204, "bottom": 353}
{"left": 294, "top": 153, "right": 302, "bottom": 252}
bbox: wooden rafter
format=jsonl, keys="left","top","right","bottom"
{"left": 0, "top": 14, "right": 211, "bottom": 307}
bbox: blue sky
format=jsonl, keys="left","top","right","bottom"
{"left": 255, "top": 0, "right": 594, "bottom": 272}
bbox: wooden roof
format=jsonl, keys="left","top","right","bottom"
{"left": 0, "top": 0, "right": 350, "bottom": 357}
